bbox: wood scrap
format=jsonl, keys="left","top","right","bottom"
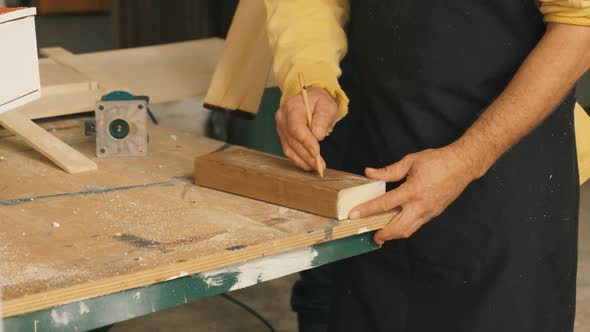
{"left": 0, "top": 111, "right": 97, "bottom": 174}
{"left": 203, "top": 0, "right": 273, "bottom": 117}
{"left": 194, "top": 147, "right": 385, "bottom": 220}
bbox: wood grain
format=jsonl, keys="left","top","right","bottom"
{"left": 195, "top": 147, "right": 384, "bottom": 220}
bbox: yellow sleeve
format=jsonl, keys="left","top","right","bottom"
{"left": 575, "top": 104, "right": 590, "bottom": 185}
{"left": 538, "top": 0, "right": 590, "bottom": 26}
{"left": 264, "top": 0, "right": 350, "bottom": 122}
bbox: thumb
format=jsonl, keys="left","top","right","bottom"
{"left": 365, "top": 156, "right": 413, "bottom": 182}
{"left": 310, "top": 95, "right": 338, "bottom": 141}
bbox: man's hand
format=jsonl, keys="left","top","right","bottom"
{"left": 276, "top": 87, "right": 337, "bottom": 171}
{"left": 349, "top": 146, "right": 481, "bottom": 245}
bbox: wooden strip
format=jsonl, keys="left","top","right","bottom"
{"left": 195, "top": 147, "right": 385, "bottom": 220}
{"left": 39, "top": 47, "right": 124, "bottom": 92}
{"left": 203, "top": 0, "right": 273, "bottom": 115}
{"left": 0, "top": 111, "right": 97, "bottom": 174}
{"left": 19, "top": 89, "right": 103, "bottom": 120}
{"left": 39, "top": 58, "right": 100, "bottom": 96}
{"left": 2, "top": 211, "right": 397, "bottom": 318}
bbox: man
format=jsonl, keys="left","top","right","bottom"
{"left": 264, "top": 1, "right": 590, "bottom": 331}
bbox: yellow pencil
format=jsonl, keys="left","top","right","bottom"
{"left": 297, "top": 72, "right": 325, "bottom": 177}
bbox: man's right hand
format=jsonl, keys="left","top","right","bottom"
{"left": 276, "top": 87, "right": 338, "bottom": 171}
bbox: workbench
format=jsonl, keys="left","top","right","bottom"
{"left": 0, "top": 117, "right": 394, "bottom": 332}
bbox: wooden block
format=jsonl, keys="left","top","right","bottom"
{"left": 0, "top": 111, "right": 97, "bottom": 174}
{"left": 203, "top": 0, "right": 273, "bottom": 116}
{"left": 195, "top": 147, "right": 385, "bottom": 220}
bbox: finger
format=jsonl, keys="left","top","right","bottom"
{"left": 310, "top": 95, "right": 338, "bottom": 141}
{"left": 287, "top": 136, "right": 319, "bottom": 169}
{"left": 285, "top": 148, "right": 313, "bottom": 171}
{"left": 365, "top": 156, "right": 413, "bottom": 182}
{"left": 349, "top": 184, "right": 412, "bottom": 219}
{"left": 285, "top": 103, "right": 320, "bottom": 157}
{"left": 374, "top": 203, "right": 423, "bottom": 244}
{"left": 277, "top": 127, "right": 312, "bottom": 171}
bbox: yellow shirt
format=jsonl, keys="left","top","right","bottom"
{"left": 264, "top": 0, "right": 590, "bottom": 184}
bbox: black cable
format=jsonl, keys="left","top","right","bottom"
{"left": 220, "top": 293, "right": 277, "bottom": 332}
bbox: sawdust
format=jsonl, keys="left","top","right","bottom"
{"left": 0, "top": 262, "right": 81, "bottom": 288}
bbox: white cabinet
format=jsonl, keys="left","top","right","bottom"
{"left": 0, "top": 8, "right": 40, "bottom": 114}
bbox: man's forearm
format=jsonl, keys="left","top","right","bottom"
{"left": 451, "top": 23, "right": 590, "bottom": 179}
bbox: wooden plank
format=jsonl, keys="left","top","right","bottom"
{"left": 0, "top": 111, "right": 97, "bottom": 174}
{"left": 203, "top": 0, "right": 273, "bottom": 116}
{"left": 39, "top": 58, "right": 99, "bottom": 96}
{"left": 40, "top": 38, "right": 226, "bottom": 104}
{"left": 0, "top": 121, "right": 398, "bottom": 318}
{"left": 20, "top": 89, "right": 103, "bottom": 120}
{"left": 195, "top": 147, "right": 385, "bottom": 220}
{"left": 40, "top": 47, "right": 123, "bottom": 93}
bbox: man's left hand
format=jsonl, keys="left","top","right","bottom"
{"left": 349, "top": 146, "right": 482, "bottom": 245}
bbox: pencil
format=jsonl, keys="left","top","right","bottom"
{"left": 297, "top": 72, "right": 325, "bottom": 177}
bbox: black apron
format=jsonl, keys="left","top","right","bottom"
{"left": 294, "top": 1, "right": 580, "bottom": 332}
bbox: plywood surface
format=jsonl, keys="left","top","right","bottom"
{"left": 0, "top": 119, "right": 397, "bottom": 318}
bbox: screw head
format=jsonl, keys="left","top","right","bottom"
{"left": 99, "top": 148, "right": 106, "bottom": 154}
{"left": 138, "top": 104, "right": 144, "bottom": 110}
{"left": 98, "top": 105, "right": 104, "bottom": 111}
